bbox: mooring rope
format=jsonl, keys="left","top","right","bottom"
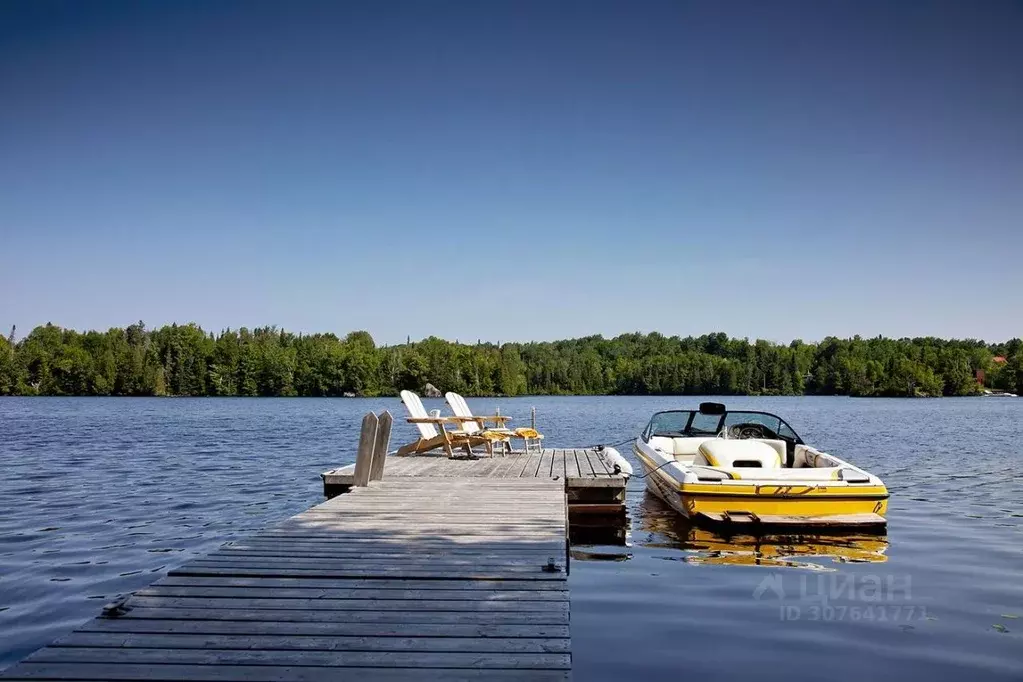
{"left": 591, "top": 437, "right": 635, "bottom": 450}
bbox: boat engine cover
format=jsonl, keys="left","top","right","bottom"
{"left": 697, "top": 440, "right": 782, "bottom": 469}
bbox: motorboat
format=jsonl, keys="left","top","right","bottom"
{"left": 633, "top": 402, "right": 888, "bottom": 529}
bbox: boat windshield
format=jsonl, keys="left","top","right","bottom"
{"left": 644, "top": 409, "right": 802, "bottom": 443}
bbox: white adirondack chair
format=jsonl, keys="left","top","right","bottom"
{"left": 445, "top": 392, "right": 544, "bottom": 454}
{"left": 396, "top": 390, "right": 489, "bottom": 457}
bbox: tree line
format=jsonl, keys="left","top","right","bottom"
{"left": 1, "top": 322, "right": 1021, "bottom": 398}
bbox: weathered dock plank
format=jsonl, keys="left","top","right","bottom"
{"left": 2, "top": 664, "right": 570, "bottom": 681}
{"left": 78, "top": 618, "right": 572, "bottom": 638}
{"left": 23, "top": 648, "right": 572, "bottom": 669}
{"left": 0, "top": 478, "right": 570, "bottom": 681}
{"left": 154, "top": 576, "right": 568, "bottom": 591}
{"left": 55, "top": 631, "right": 573, "bottom": 653}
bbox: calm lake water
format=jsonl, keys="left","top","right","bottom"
{"left": 1, "top": 396, "right": 1022, "bottom": 679}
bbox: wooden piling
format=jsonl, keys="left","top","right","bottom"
{"left": 351, "top": 412, "right": 379, "bottom": 488}
{"left": 369, "top": 411, "right": 392, "bottom": 482}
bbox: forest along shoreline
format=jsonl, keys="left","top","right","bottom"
{"left": 1, "top": 322, "right": 1021, "bottom": 399}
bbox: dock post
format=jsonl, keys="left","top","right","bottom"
{"left": 369, "top": 410, "right": 392, "bottom": 482}
{"left": 352, "top": 412, "right": 379, "bottom": 487}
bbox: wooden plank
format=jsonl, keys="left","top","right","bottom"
{"left": 154, "top": 577, "right": 568, "bottom": 591}
{"left": 358, "top": 485, "right": 552, "bottom": 497}
{"left": 136, "top": 586, "right": 567, "bottom": 601}
{"left": 326, "top": 463, "right": 580, "bottom": 484}
{"left": 507, "top": 452, "right": 535, "bottom": 479}
{"left": 469, "top": 456, "right": 505, "bottom": 478}
{"left": 24, "top": 647, "right": 572, "bottom": 670}
{"left": 336, "top": 477, "right": 561, "bottom": 485}
{"left": 53, "top": 631, "right": 571, "bottom": 654}
{"left": 1, "top": 663, "right": 571, "bottom": 681}
{"left": 312, "top": 497, "right": 565, "bottom": 505}
{"left": 352, "top": 413, "right": 379, "bottom": 487}
{"left": 538, "top": 450, "right": 554, "bottom": 478}
{"left": 209, "top": 548, "right": 560, "bottom": 556}
{"left": 245, "top": 535, "right": 566, "bottom": 547}
{"left": 124, "top": 596, "right": 569, "bottom": 612}
{"left": 314, "top": 494, "right": 565, "bottom": 502}
{"left": 281, "top": 515, "right": 566, "bottom": 525}
{"left": 393, "top": 456, "right": 434, "bottom": 476}
{"left": 266, "top": 523, "right": 564, "bottom": 534}
{"left": 369, "top": 411, "right": 393, "bottom": 482}
{"left": 566, "top": 449, "right": 581, "bottom": 477}
{"left": 490, "top": 453, "right": 529, "bottom": 479}
{"left": 280, "top": 511, "right": 566, "bottom": 520}
{"left": 588, "top": 449, "right": 613, "bottom": 475}
{"left": 226, "top": 539, "right": 567, "bottom": 552}
{"left": 412, "top": 458, "right": 454, "bottom": 476}
{"left": 177, "top": 561, "right": 562, "bottom": 573}
{"left": 563, "top": 450, "right": 580, "bottom": 479}
{"left": 78, "top": 618, "right": 570, "bottom": 639}
{"left": 168, "top": 568, "right": 566, "bottom": 581}
{"left": 257, "top": 523, "right": 566, "bottom": 534}
{"left": 263, "top": 517, "right": 566, "bottom": 526}
{"left": 205, "top": 553, "right": 560, "bottom": 565}
{"left": 100, "top": 607, "right": 571, "bottom": 624}
{"left": 250, "top": 533, "right": 566, "bottom": 544}
{"left": 214, "top": 547, "right": 562, "bottom": 560}
{"left": 566, "top": 503, "right": 628, "bottom": 515}
{"left": 518, "top": 451, "right": 543, "bottom": 478}
{"left": 260, "top": 530, "right": 565, "bottom": 541}
{"left": 563, "top": 477, "right": 624, "bottom": 488}
{"left": 239, "top": 538, "right": 566, "bottom": 548}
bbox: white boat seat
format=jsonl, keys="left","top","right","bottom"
{"left": 695, "top": 439, "right": 782, "bottom": 469}
{"left": 648, "top": 437, "right": 713, "bottom": 459}
{"left": 755, "top": 439, "right": 788, "bottom": 463}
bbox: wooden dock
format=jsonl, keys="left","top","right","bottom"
{"left": 0, "top": 478, "right": 572, "bottom": 681}
{"left": 322, "top": 448, "right": 628, "bottom": 516}
{"left": 3, "top": 406, "right": 629, "bottom": 680}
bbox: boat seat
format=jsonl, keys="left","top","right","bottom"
{"left": 755, "top": 439, "right": 788, "bottom": 464}
{"left": 695, "top": 439, "right": 782, "bottom": 469}
{"left": 648, "top": 437, "right": 713, "bottom": 459}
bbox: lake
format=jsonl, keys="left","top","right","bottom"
{"left": 1, "top": 396, "right": 1021, "bottom": 679}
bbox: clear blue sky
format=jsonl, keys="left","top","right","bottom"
{"left": 2, "top": 1, "right": 1020, "bottom": 345}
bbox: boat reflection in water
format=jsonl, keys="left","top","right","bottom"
{"left": 632, "top": 492, "right": 888, "bottom": 569}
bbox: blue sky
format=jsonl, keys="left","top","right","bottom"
{"left": 1, "top": 1, "right": 1020, "bottom": 345}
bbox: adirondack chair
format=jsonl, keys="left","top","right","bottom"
{"left": 444, "top": 392, "right": 544, "bottom": 454}
{"left": 396, "top": 390, "right": 493, "bottom": 458}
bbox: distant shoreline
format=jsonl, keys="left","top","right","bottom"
{"left": 0, "top": 393, "right": 1013, "bottom": 399}
{"left": 2, "top": 323, "right": 1019, "bottom": 399}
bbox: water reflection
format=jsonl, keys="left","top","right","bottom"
{"left": 630, "top": 493, "right": 888, "bottom": 569}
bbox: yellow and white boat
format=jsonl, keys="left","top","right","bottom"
{"left": 633, "top": 403, "right": 888, "bottom": 529}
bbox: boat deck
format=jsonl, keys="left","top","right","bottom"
{"left": 0, "top": 478, "right": 572, "bottom": 681}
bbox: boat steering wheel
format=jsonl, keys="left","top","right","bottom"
{"left": 724, "top": 423, "right": 773, "bottom": 440}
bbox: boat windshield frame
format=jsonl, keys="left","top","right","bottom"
{"left": 641, "top": 409, "right": 804, "bottom": 444}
